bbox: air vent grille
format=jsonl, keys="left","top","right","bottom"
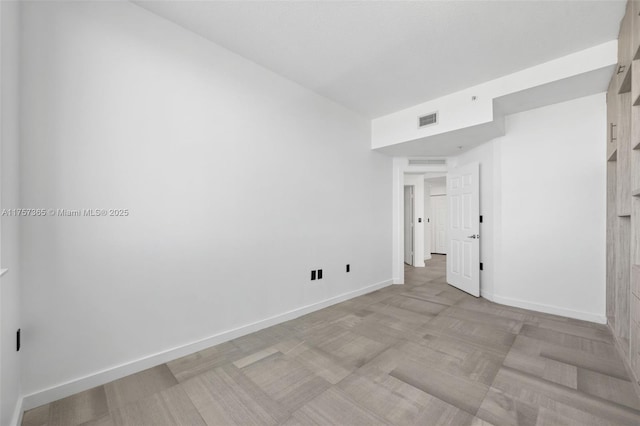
{"left": 408, "top": 159, "right": 446, "bottom": 166}
{"left": 418, "top": 112, "right": 438, "bottom": 128}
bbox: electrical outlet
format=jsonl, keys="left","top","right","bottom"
{"left": 317, "top": 269, "right": 323, "bottom": 279}
{"left": 311, "top": 270, "right": 316, "bottom": 280}
{"left": 346, "top": 264, "right": 350, "bottom": 273}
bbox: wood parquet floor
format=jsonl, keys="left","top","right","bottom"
{"left": 23, "top": 255, "right": 640, "bottom": 425}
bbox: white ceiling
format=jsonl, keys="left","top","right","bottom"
{"left": 135, "top": 0, "right": 625, "bottom": 118}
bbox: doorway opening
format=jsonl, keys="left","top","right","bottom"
{"left": 394, "top": 159, "right": 480, "bottom": 298}
{"left": 409, "top": 176, "right": 448, "bottom": 285}
{"left": 392, "top": 159, "right": 447, "bottom": 284}
{"left": 403, "top": 174, "right": 426, "bottom": 268}
{"left": 425, "top": 176, "right": 447, "bottom": 257}
{"left": 404, "top": 185, "right": 414, "bottom": 265}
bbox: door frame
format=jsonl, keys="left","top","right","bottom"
{"left": 392, "top": 158, "right": 447, "bottom": 284}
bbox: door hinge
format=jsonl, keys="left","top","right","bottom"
{"left": 16, "top": 329, "right": 20, "bottom": 351}
{"left": 480, "top": 262, "right": 484, "bottom": 271}
{"left": 479, "top": 215, "right": 483, "bottom": 223}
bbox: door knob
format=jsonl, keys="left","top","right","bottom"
{"left": 467, "top": 234, "right": 479, "bottom": 239}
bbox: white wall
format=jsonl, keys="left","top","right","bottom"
{"left": 19, "top": 1, "right": 392, "bottom": 405}
{"left": 404, "top": 175, "right": 425, "bottom": 267}
{"left": 429, "top": 185, "right": 447, "bottom": 196}
{"left": 1, "top": 1, "right": 23, "bottom": 424}
{"left": 493, "top": 93, "right": 606, "bottom": 322}
{"left": 450, "top": 93, "right": 606, "bottom": 321}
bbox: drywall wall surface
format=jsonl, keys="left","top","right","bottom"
{"left": 429, "top": 185, "right": 447, "bottom": 197}
{"left": 19, "top": 1, "right": 392, "bottom": 400}
{"left": 449, "top": 142, "right": 495, "bottom": 300}
{"left": 493, "top": 93, "right": 606, "bottom": 322}
{"left": 404, "top": 174, "right": 425, "bottom": 267}
{"left": 1, "top": 1, "right": 23, "bottom": 425}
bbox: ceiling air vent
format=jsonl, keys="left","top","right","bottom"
{"left": 408, "top": 159, "right": 446, "bottom": 166}
{"left": 418, "top": 112, "right": 438, "bottom": 128}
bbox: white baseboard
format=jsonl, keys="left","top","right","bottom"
{"left": 10, "top": 396, "right": 23, "bottom": 426}
{"left": 480, "top": 290, "right": 494, "bottom": 302}
{"left": 21, "top": 279, "right": 393, "bottom": 411}
{"left": 492, "top": 294, "right": 607, "bottom": 324}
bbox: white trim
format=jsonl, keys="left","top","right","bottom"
{"left": 492, "top": 294, "right": 606, "bottom": 324}
{"left": 10, "top": 396, "right": 24, "bottom": 426}
{"left": 21, "top": 279, "right": 393, "bottom": 410}
{"left": 480, "top": 289, "right": 494, "bottom": 302}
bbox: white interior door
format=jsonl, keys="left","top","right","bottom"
{"left": 404, "top": 186, "right": 414, "bottom": 265}
{"left": 446, "top": 163, "right": 480, "bottom": 297}
{"left": 431, "top": 196, "right": 447, "bottom": 254}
